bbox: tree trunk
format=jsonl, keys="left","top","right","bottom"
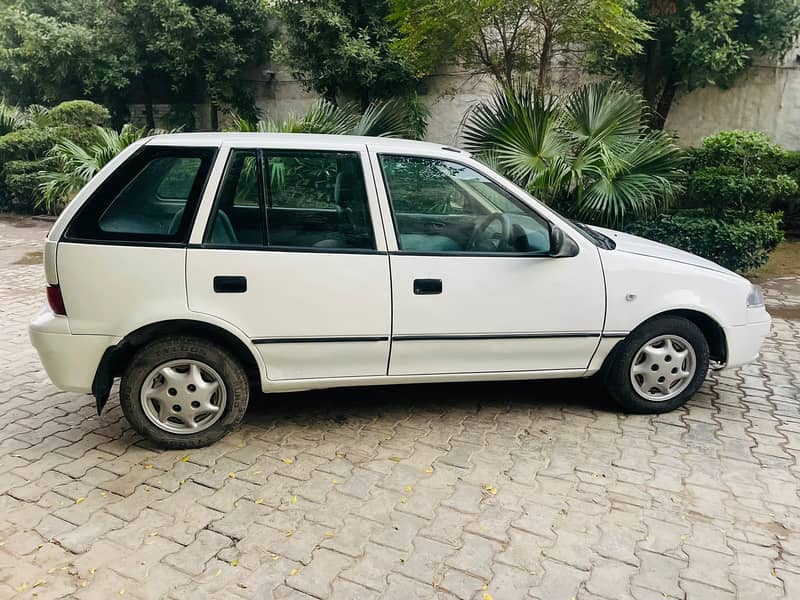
{"left": 537, "top": 27, "right": 553, "bottom": 90}
{"left": 650, "top": 75, "right": 678, "bottom": 130}
{"left": 210, "top": 103, "right": 219, "bottom": 131}
{"left": 642, "top": 39, "right": 661, "bottom": 112}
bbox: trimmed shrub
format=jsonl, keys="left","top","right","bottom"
{"left": 685, "top": 166, "right": 798, "bottom": 214}
{"left": 49, "top": 100, "right": 110, "bottom": 128}
{"left": 0, "top": 128, "right": 59, "bottom": 163}
{"left": 626, "top": 210, "right": 784, "bottom": 274}
{"left": 0, "top": 159, "right": 51, "bottom": 213}
{"left": 689, "top": 130, "right": 784, "bottom": 174}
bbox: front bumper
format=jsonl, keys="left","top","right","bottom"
{"left": 28, "top": 305, "right": 118, "bottom": 393}
{"left": 724, "top": 308, "right": 772, "bottom": 369}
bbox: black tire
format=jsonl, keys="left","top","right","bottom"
{"left": 604, "top": 316, "right": 710, "bottom": 414}
{"left": 120, "top": 336, "right": 249, "bottom": 449}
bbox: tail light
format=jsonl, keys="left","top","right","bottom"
{"left": 46, "top": 284, "right": 67, "bottom": 316}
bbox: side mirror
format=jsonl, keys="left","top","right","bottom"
{"left": 549, "top": 225, "right": 579, "bottom": 258}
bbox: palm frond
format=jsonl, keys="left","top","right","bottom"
{"left": 349, "top": 99, "right": 412, "bottom": 138}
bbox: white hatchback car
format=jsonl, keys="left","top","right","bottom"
{"left": 30, "top": 133, "right": 771, "bottom": 448}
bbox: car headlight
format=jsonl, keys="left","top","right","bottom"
{"left": 747, "top": 284, "right": 765, "bottom": 307}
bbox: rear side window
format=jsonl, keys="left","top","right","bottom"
{"left": 66, "top": 146, "right": 216, "bottom": 243}
{"left": 205, "top": 149, "right": 375, "bottom": 251}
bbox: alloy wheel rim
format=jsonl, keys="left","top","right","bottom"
{"left": 629, "top": 334, "right": 696, "bottom": 402}
{"left": 140, "top": 359, "right": 227, "bottom": 434}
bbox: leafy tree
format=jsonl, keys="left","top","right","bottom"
{"left": 0, "top": 1, "right": 276, "bottom": 128}
{"left": 390, "top": 0, "right": 651, "bottom": 88}
{"left": 610, "top": 0, "right": 800, "bottom": 129}
{"left": 461, "top": 81, "right": 685, "bottom": 227}
{"left": 274, "top": 0, "right": 418, "bottom": 106}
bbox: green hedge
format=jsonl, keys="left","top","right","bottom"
{"left": 625, "top": 210, "right": 784, "bottom": 274}
{"left": 0, "top": 128, "right": 59, "bottom": 164}
{"left": 0, "top": 159, "right": 52, "bottom": 213}
{"left": 685, "top": 166, "right": 798, "bottom": 213}
{"left": 688, "top": 130, "right": 784, "bottom": 174}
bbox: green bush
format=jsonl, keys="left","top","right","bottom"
{"left": 685, "top": 166, "right": 798, "bottom": 213}
{"left": 0, "top": 159, "right": 52, "bottom": 213}
{"left": 690, "top": 130, "right": 784, "bottom": 174}
{"left": 625, "top": 210, "right": 784, "bottom": 274}
{"left": 49, "top": 100, "right": 110, "bottom": 128}
{"left": 0, "top": 128, "right": 59, "bottom": 163}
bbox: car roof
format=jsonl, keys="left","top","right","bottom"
{"left": 143, "top": 132, "right": 469, "bottom": 156}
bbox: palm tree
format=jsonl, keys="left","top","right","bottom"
{"left": 38, "top": 124, "right": 155, "bottom": 214}
{"left": 0, "top": 101, "right": 30, "bottom": 136}
{"left": 461, "top": 81, "right": 685, "bottom": 228}
{"left": 228, "top": 98, "right": 427, "bottom": 140}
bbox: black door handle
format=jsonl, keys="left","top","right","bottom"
{"left": 414, "top": 278, "right": 442, "bottom": 295}
{"left": 214, "top": 276, "right": 247, "bottom": 293}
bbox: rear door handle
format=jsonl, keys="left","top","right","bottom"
{"left": 414, "top": 278, "right": 442, "bottom": 295}
{"left": 214, "top": 276, "right": 247, "bottom": 293}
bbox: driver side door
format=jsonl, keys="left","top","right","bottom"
{"left": 373, "top": 152, "right": 606, "bottom": 376}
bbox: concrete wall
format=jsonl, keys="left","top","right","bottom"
{"left": 132, "top": 44, "right": 800, "bottom": 150}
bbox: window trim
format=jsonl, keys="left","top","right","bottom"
{"left": 202, "top": 147, "right": 378, "bottom": 253}
{"left": 376, "top": 153, "right": 555, "bottom": 258}
{"left": 63, "top": 145, "right": 218, "bottom": 246}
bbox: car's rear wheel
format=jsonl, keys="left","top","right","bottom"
{"left": 120, "top": 336, "right": 249, "bottom": 449}
{"left": 605, "top": 316, "right": 710, "bottom": 413}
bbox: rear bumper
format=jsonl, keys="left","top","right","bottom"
{"left": 725, "top": 310, "right": 771, "bottom": 369}
{"left": 28, "top": 305, "right": 118, "bottom": 393}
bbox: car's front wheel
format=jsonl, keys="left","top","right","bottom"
{"left": 120, "top": 336, "right": 249, "bottom": 449}
{"left": 605, "top": 316, "right": 710, "bottom": 413}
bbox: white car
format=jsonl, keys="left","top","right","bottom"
{"left": 29, "top": 133, "right": 771, "bottom": 448}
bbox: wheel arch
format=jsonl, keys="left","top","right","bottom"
{"left": 604, "top": 308, "right": 727, "bottom": 372}
{"left": 92, "top": 318, "right": 262, "bottom": 414}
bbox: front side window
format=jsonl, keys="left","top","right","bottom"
{"left": 66, "top": 146, "right": 216, "bottom": 243}
{"left": 206, "top": 149, "right": 375, "bottom": 251}
{"left": 380, "top": 155, "right": 550, "bottom": 254}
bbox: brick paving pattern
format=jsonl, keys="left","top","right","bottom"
{"left": 1, "top": 217, "right": 799, "bottom": 599}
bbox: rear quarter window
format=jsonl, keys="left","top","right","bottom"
{"left": 65, "top": 145, "right": 217, "bottom": 244}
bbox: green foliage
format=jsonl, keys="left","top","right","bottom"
{"left": 229, "top": 98, "right": 429, "bottom": 140}
{"left": 626, "top": 210, "right": 784, "bottom": 273}
{"left": 462, "top": 81, "right": 685, "bottom": 227}
{"left": 38, "top": 124, "right": 155, "bottom": 213}
{"left": 49, "top": 100, "right": 110, "bottom": 127}
{"left": 390, "top": 0, "right": 651, "bottom": 88}
{"left": 685, "top": 167, "right": 797, "bottom": 214}
{"left": 274, "top": 0, "right": 418, "bottom": 104}
{"left": 0, "top": 1, "right": 276, "bottom": 125}
{"left": 0, "top": 101, "right": 30, "bottom": 136}
{"left": 608, "top": 0, "right": 800, "bottom": 127}
{"left": 0, "top": 159, "right": 51, "bottom": 213}
{"left": 0, "top": 128, "right": 59, "bottom": 163}
{"left": 689, "top": 130, "right": 783, "bottom": 172}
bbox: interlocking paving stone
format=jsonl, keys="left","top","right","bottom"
{"left": 1, "top": 218, "right": 800, "bottom": 598}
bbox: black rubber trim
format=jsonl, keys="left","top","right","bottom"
{"left": 391, "top": 332, "right": 602, "bottom": 341}
{"left": 188, "top": 243, "right": 385, "bottom": 255}
{"left": 601, "top": 332, "right": 629, "bottom": 338}
{"left": 253, "top": 336, "right": 390, "bottom": 344}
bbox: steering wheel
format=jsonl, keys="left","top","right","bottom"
{"left": 468, "top": 213, "right": 514, "bottom": 252}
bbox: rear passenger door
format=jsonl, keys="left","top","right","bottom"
{"left": 186, "top": 143, "right": 392, "bottom": 382}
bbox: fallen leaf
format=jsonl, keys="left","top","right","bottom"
{"left": 237, "top": 583, "right": 247, "bottom": 589}
{"left": 331, "top": 478, "right": 338, "bottom": 484}
{"left": 179, "top": 479, "right": 186, "bottom": 486}
{"left": 483, "top": 593, "right": 493, "bottom": 600}
{"left": 289, "top": 568, "right": 299, "bottom": 576}
{"left": 75, "top": 497, "right": 85, "bottom": 504}
{"left": 388, "top": 456, "right": 402, "bottom": 462}
{"left": 253, "top": 470, "right": 263, "bottom": 475}
{"left": 143, "top": 464, "right": 153, "bottom": 470}
{"left": 271, "top": 554, "right": 280, "bottom": 560}
{"left": 325, "top": 531, "right": 334, "bottom": 538}
{"left": 404, "top": 485, "right": 413, "bottom": 493}
{"left": 215, "top": 569, "right": 222, "bottom": 577}
{"left": 228, "top": 472, "right": 236, "bottom": 479}
{"left": 286, "top": 530, "right": 293, "bottom": 537}
{"left": 149, "top": 531, "right": 158, "bottom": 537}
{"left": 290, "top": 495, "right": 297, "bottom": 504}
{"left": 400, "top": 498, "right": 408, "bottom": 504}
{"left": 14, "top": 583, "right": 27, "bottom": 593}
{"left": 282, "top": 458, "right": 294, "bottom": 465}
{"left": 89, "top": 568, "right": 96, "bottom": 575}
{"left": 119, "top": 589, "right": 125, "bottom": 596}
{"left": 423, "top": 468, "right": 433, "bottom": 474}
{"left": 483, "top": 484, "right": 497, "bottom": 495}
{"left": 255, "top": 498, "right": 265, "bottom": 505}
{"left": 231, "top": 560, "right": 239, "bottom": 567}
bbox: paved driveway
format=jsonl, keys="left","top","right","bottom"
{"left": 1, "top": 217, "right": 799, "bottom": 599}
